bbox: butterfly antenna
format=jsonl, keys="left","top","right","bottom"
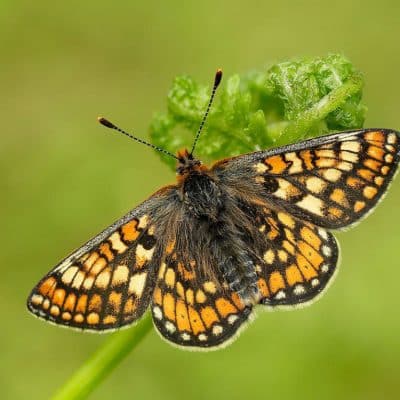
{"left": 98, "top": 117, "right": 179, "bottom": 160}
{"left": 190, "top": 68, "right": 223, "bottom": 156}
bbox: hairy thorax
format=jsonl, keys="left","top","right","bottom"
{"left": 182, "top": 172, "right": 224, "bottom": 220}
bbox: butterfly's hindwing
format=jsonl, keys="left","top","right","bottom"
{"left": 151, "top": 252, "right": 252, "bottom": 349}
{"left": 27, "top": 189, "right": 176, "bottom": 331}
{"left": 237, "top": 201, "right": 339, "bottom": 307}
{"left": 215, "top": 129, "right": 400, "bottom": 229}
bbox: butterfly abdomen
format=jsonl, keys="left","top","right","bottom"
{"left": 218, "top": 253, "right": 259, "bottom": 304}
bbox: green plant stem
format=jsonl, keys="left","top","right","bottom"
{"left": 52, "top": 313, "right": 153, "bottom": 400}
{"left": 274, "top": 73, "right": 364, "bottom": 145}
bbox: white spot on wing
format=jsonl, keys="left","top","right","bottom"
{"left": 274, "top": 179, "right": 295, "bottom": 199}
{"left": 112, "top": 265, "right": 129, "bottom": 286}
{"left": 109, "top": 232, "right": 128, "bottom": 254}
{"left": 95, "top": 270, "right": 111, "bottom": 289}
{"left": 318, "top": 228, "right": 329, "bottom": 240}
{"left": 83, "top": 276, "right": 95, "bottom": 290}
{"left": 341, "top": 141, "right": 361, "bottom": 152}
{"left": 285, "top": 152, "right": 303, "bottom": 174}
{"left": 255, "top": 162, "right": 268, "bottom": 173}
{"left": 264, "top": 249, "right": 275, "bottom": 264}
{"left": 322, "top": 245, "right": 332, "bottom": 257}
{"left": 305, "top": 176, "right": 327, "bottom": 194}
{"left": 293, "top": 285, "right": 306, "bottom": 295}
{"left": 322, "top": 168, "right": 342, "bottom": 182}
{"left": 311, "top": 278, "right": 320, "bottom": 287}
{"left": 228, "top": 315, "right": 239, "bottom": 324}
{"left": 136, "top": 244, "right": 155, "bottom": 262}
{"left": 203, "top": 281, "right": 217, "bottom": 294}
{"left": 153, "top": 306, "right": 162, "bottom": 320}
{"left": 31, "top": 294, "right": 44, "bottom": 305}
{"left": 181, "top": 333, "right": 191, "bottom": 341}
{"left": 62, "top": 266, "right": 79, "bottom": 285}
{"left": 341, "top": 151, "right": 359, "bottom": 163}
{"left": 71, "top": 271, "right": 85, "bottom": 289}
{"left": 165, "top": 321, "right": 176, "bottom": 333}
{"left": 387, "top": 133, "right": 397, "bottom": 144}
{"left": 129, "top": 272, "right": 147, "bottom": 296}
{"left": 138, "top": 215, "right": 149, "bottom": 229}
{"left": 198, "top": 334, "right": 208, "bottom": 341}
{"left": 321, "top": 264, "right": 329, "bottom": 273}
{"left": 385, "top": 154, "right": 393, "bottom": 163}
{"left": 337, "top": 161, "right": 353, "bottom": 171}
{"left": 296, "top": 195, "right": 324, "bottom": 216}
{"left": 212, "top": 325, "right": 223, "bottom": 336}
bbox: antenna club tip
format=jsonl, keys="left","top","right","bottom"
{"left": 98, "top": 116, "right": 116, "bottom": 129}
{"left": 215, "top": 68, "right": 223, "bottom": 86}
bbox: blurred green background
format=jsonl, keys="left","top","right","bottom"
{"left": 2, "top": 1, "right": 400, "bottom": 399}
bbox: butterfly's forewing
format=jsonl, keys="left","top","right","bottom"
{"left": 238, "top": 201, "right": 339, "bottom": 307}
{"left": 27, "top": 187, "right": 176, "bottom": 331}
{"left": 151, "top": 252, "right": 252, "bottom": 349}
{"left": 214, "top": 129, "right": 400, "bottom": 229}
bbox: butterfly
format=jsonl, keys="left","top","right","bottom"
{"left": 27, "top": 69, "right": 400, "bottom": 350}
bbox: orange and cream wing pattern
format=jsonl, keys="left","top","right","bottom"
{"left": 151, "top": 252, "right": 252, "bottom": 349}
{"left": 240, "top": 202, "right": 339, "bottom": 307}
{"left": 216, "top": 129, "right": 400, "bottom": 229}
{"left": 27, "top": 191, "right": 174, "bottom": 330}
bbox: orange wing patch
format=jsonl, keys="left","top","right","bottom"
{"left": 152, "top": 254, "right": 252, "bottom": 348}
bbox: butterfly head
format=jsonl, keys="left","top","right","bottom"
{"left": 176, "top": 148, "right": 203, "bottom": 176}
